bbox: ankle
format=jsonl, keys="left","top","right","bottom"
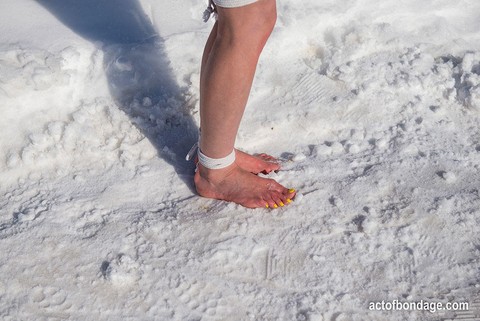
{"left": 197, "top": 162, "right": 237, "bottom": 183}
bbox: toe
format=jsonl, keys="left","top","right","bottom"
{"left": 256, "top": 153, "right": 279, "bottom": 164}
{"left": 256, "top": 153, "right": 275, "bottom": 160}
{"left": 277, "top": 187, "right": 296, "bottom": 205}
{"left": 271, "top": 192, "right": 286, "bottom": 208}
{"left": 260, "top": 198, "right": 271, "bottom": 209}
{"left": 264, "top": 195, "right": 278, "bottom": 209}
{"left": 261, "top": 165, "right": 280, "bottom": 175}
{"left": 286, "top": 188, "right": 296, "bottom": 199}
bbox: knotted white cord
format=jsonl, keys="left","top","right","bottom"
{"left": 198, "top": 148, "right": 235, "bottom": 169}
{"left": 186, "top": 142, "right": 236, "bottom": 169}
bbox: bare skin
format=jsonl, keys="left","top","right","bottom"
{"left": 195, "top": 162, "right": 294, "bottom": 209}
{"left": 196, "top": 0, "right": 295, "bottom": 208}
{"left": 235, "top": 150, "right": 279, "bottom": 174}
{"left": 195, "top": 150, "right": 279, "bottom": 175}
{"left": 200, "top": 18, "right": 280, "bottom": 176}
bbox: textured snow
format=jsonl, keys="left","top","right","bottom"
{"left": 1, "top": 0, "right": 480, "bottom": 320}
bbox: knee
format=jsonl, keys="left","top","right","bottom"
{"left": 217, "top": 0, "right": 277, "bottom": 52}
{"left": 246, "top": 1, "right": 277, "bottom": 46}
{"left": 255, "top": 1, "right": 277, "bottom": 39}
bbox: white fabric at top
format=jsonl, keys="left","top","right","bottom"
{"left": 213, "top": 0, "right": 259, "bottom": 8}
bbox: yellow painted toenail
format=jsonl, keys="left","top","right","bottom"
{"left": 279, "top": 202, "right": 285, "bottom": 207}
{"left": 273, "top": 204, "right": 278, "bottom": 208}
{"left": 288, "top": 189, "right": 296, "bottom": 194}
{"left": 265, "top": 204, "right": 269, "bottom": 208}
{"left": 286, "top": 199, "right": 292, "bottom": 203}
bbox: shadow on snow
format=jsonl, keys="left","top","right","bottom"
{"left": 37, "top": 0, "right": 199, "bottom": 191}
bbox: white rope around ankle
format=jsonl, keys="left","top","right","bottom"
{"left": 185, "top": 142, "right": 236, "bottom": 170}
{"left": 198, "top": 148, "right": 235, "bottom": 169}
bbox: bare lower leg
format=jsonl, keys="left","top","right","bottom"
{"left": 199, "top": 11, "right": 262, "bottom": 158}
{"left": 196, "top": 0, "right": 294, "bottom": 208}
{"left": 201, "top": 19, "right": 280, "bottom": 174}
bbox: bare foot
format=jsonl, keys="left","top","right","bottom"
{"left": 195, "top": 162, "right": 295, "bottom": 209}
{"left": 235, "top": 149, "right": 280, "bottom": 174}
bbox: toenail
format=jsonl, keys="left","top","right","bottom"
{"left": 286, "top": 199, "right": 292, "bottom": 203}
{"left": 288, "top": 189, "right": 296, "bottom": 194}
{"left": 265, "top": 204, "right": 269, "bottom": 208}
{"left": 279, "top": 202, "right": 284, "bottom": 207}
{"left": 273, "top": 204, "right": 278, "bottom": 208}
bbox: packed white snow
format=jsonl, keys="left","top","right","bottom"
{"left": 1, "top": 0, "right": 480, "bottom": 320}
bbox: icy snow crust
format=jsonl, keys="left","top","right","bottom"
{"left": 1, "top": 0, "right": 480, "bottom": 320}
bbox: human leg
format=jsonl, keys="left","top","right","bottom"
{"left": 200, "top": 20, "right": 280, "bottom": 175}
{"left": 199, "top": 0, "right": 277, "bottom": 158}
{"left": 195, "top": 0, "right": 295, "bottom": 208}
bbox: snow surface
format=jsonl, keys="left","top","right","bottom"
{"left": 1, "top": 0, "right": 480, "bottom": 320}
